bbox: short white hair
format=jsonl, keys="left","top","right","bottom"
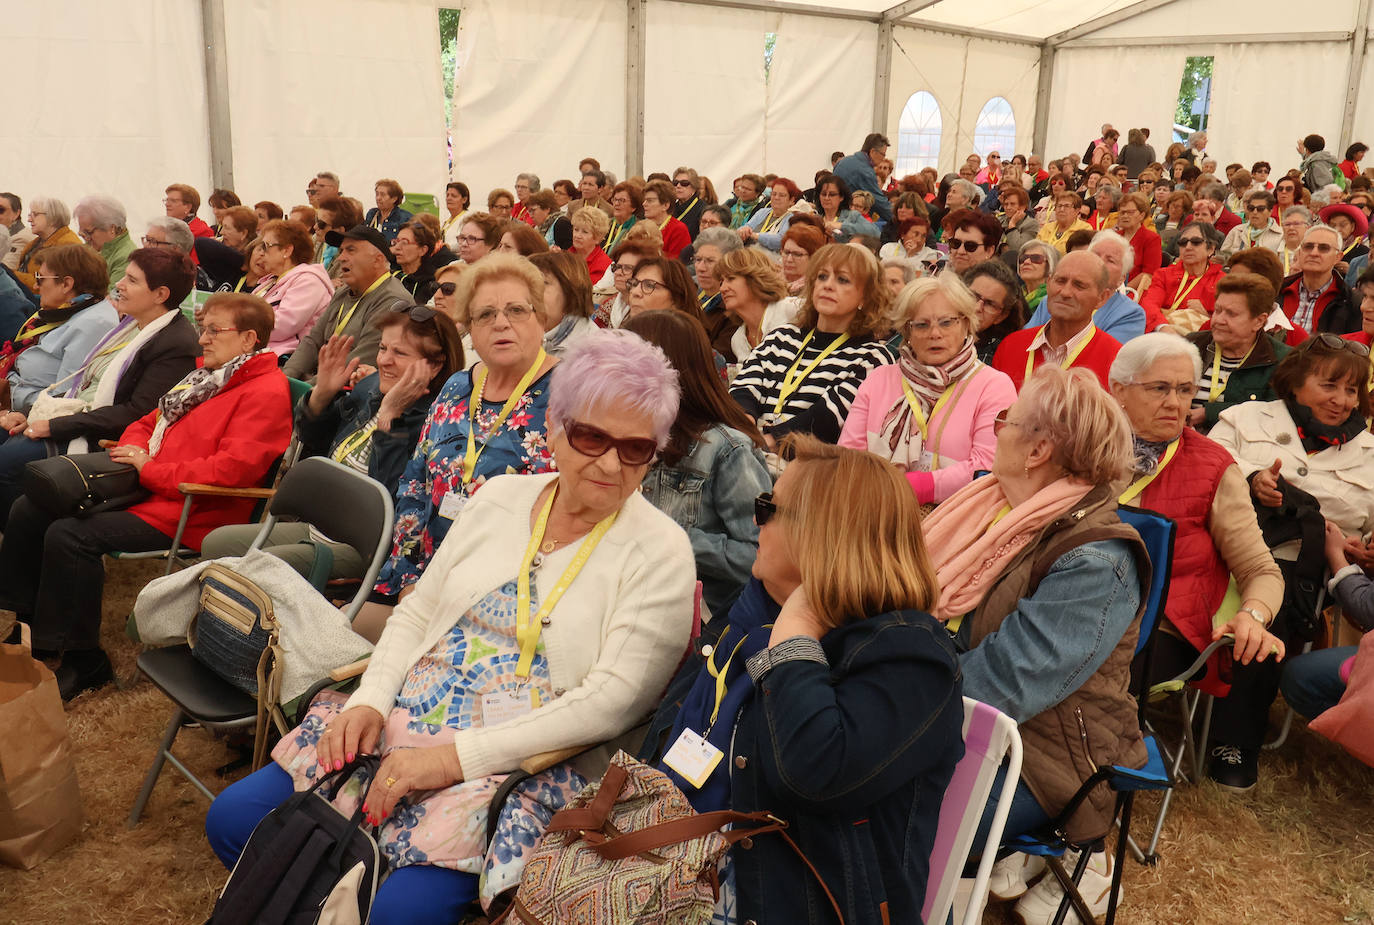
{"left": 1302, "top": 222, "right": 1341, "bottom": 247}
{"left": 29, "top": 196, "right": 71, "bottom": 228}
{"left": 73, "top": 195, "right": 127, "bottom": 231}
{"left": 145, "top": 216, "right": 195, "bottom": 255}
{"left": 1109, "top": 331, "right": 1202, "bottom": 386}
{"left": 1088, "top": 230, "right": 1134, "bottom": 279}
{"left": 950, "top": 178, "right": 983, "bottom": 207}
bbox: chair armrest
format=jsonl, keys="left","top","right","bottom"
{"left": 329, "top": 657, "right": 371, "bottom": 682}
{"left": 177, "top": 482, "right": 277, "bottom": 499}
{"left": 520, "top": 745, "right": 593, "bottom": 774}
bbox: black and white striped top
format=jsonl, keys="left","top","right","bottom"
{"left": 729, "top": 325, "right": 894, "bottom": 443}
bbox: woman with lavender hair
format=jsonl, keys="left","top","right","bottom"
{"left": 206, "top": 327, "right": 698, "bottom": 923}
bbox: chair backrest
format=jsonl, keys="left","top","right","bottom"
{"left": 251, "top": 457, "right": 394, "bottom": 621}
{"left": 922, "top": 697, "right": 1023, "bottom": 925}
{"left": 1116, "top": 506, "right": 1177, "bottom": 660}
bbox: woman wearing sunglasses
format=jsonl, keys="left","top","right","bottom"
{"left": 638, "top": 436, "right": 961, "bottom": 925}
{"left": 921, "top": 365, "right": 1149, "bottom": 921}
{"left": 1014, "top": 238, "right": 1058, "bottom": 321}
{"left": 209, "top": 328, "right": 698, "bottom": 925}
{"left": 1139, "top": 221, "right": 1226, "bottom": 332}
{"left": 1206, "top": 336, "right": 1374, "bottom": 791}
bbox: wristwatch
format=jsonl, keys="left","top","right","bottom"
{"left": 1239, "top": 606, "right": 1270, "bottom": 627}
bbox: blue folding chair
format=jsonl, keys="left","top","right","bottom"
{"left": 1005, "top": 505, "right": 1176, "bottom": 925}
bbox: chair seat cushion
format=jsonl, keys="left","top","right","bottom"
{"left": 1109, "top": 734, "right": 1171, "bottom": 791}
{"left": 137, "top": 645, "right": 258, "bottom": 723}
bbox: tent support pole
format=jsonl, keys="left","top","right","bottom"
{"left": 875, "top": 20, "right": 894, "bottom": 137}
{"left": 1033, "top": 43, "right": 1054, "bottom": 156}
{"left": 201, "top": 0, "right": 234, "bottom": 190}
{"left": 1341, "top": 0, "right": 1371, "bottom": 149}
{"left": 626, "top": 0, "right": 647, "bottom": 179}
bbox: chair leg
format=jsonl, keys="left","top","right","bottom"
{"left": 1106, "top": 795, "right": 1134, "bottom": 925}
{"left": 1263, "top": 706, "right": 1295, "bottom": 751}
{"left": 127, "top": 708, "right": 185, "bottom": 828}
{"left": 1195, "top": 693, "right": 1216, "bottom": 777}
{"left": 1047, "top": 847, "right": 1099, "bottom": 925}
{"left": 1141, "top": 786, "right": 1174, "bottom": 863}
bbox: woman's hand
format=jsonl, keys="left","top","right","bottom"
{"left": 0, "top": 411, "right": 26, "bottom": 435}
{"left": 1186, "top": 407, "right": 1206, "bottom": 429}
{"left": 1250, "top": 459, "right": 1284, "bottom": 507}
{"left": 363, "top": 745, "right": 464, "bottom": 826}
{"left": 377, "top": 359, "right": 439, "bottom": 429}
{"left": 1213, "top": 609, "right": 1285, "bottom": 666}
{"left": 316, "top": 705, "right": 384, "bottom": 772}
{"left": 23, "top": 418, "right": 50, "bottom": 440}
{"left": 1185, "top": 298, "right": 1207, "bottom": 315}
{"left": 1325, "top": 519, "right": 1352, "bottom": 571}
{"left": 107, "top": 444, "right": 151, "bottom": 472}
{"left": 349, "top": 364, "right": 378, "bottom": 388}
{"left": 769, "top": 585, "right": 827, "bottom": 646}
{"left": 310, "top": 335, "right": 359, "bottom": 413}
{"left": 739, "top": 226, "right": 756, "bottom": 243}
{"left": 1342, "top": 532, "right": 1374, "bottom": 571}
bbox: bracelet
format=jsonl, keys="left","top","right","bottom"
{"left": 1239, "top": 606, "right": 1270, "bottom": 627}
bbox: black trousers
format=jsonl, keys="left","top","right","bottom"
{"left": 0, "top": 495, "right": 169, "bottom": 652}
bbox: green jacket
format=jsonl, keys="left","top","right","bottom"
{"left": 101, "top": 232, "right": 137, "bottom": 291}
{"left": 1186, "top": 330, "right": 1291, "bottom": 430}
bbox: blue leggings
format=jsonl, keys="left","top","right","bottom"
{"left": 206, "top": 763, "right": 479, "bottom": 925}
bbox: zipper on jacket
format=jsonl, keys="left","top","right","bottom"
{"left": 1074, "top": 706, "right": 1097, "bottom": 771}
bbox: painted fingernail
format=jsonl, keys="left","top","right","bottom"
{"left": 362, "top": 803, "right": 369, "bottom": 813}
{"left": 334, "top": 759, "right": 343, "bottom": 770}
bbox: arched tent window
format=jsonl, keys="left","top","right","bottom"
{"left": 896, "top": 91, "right": 941, "bottom": 175}
{"left": 973, "top": 97, "right": 1016, "bottom": 158}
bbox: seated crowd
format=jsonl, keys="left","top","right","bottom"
{"left": 5, "top": 121, "right": 1374, "bottom": 925}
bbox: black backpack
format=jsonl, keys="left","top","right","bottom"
{"left": 207, "top": 756, "right": 387, "bottom": 925}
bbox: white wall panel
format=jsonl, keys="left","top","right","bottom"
{"left": 1045, "top": 46, "right": 1183, "bottom": 163}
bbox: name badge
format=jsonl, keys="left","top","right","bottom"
{"left": 917, "top": 450, "right": 938, "bottom": 472}
{"left": 438, "top": 492, "right": 467, "bottom": 521}
{"left": 662, "top": 728, "right": 724, "bottom": 789}
{"left": 481, "top": 689, "right": 536, "bottom": 727}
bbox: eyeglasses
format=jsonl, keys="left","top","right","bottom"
{"left": 1018, "top": 253, "right": 1047, "bottom": 265}
{"left": 754, "top": 492, "right": 780, "bottom": 526}
{"left": 1306, "top": 332, "right": 1371, "bottom": 357}
{"left": 437, "top": 281, "right": 457, "bottom": 296}
{"left": 673, "top": 179, "right": 694, "bottom": 188}
{"left": 626, "top": 278, "right": 666, "bottom": 294}
{"left": 908, "top": 316, "right": 965, "bottom": 334}
{"left": 198, "top": 324, "right": 240, "bottom": 338}
{"left": 1299, "top": 242, "right": 1337, "bottom": 254}
{"left": 141, "top": 236, "right": 176, "bottom": 248}
{"left": 611, "top": 262, "right": 638, "bottom": 274}
{"left": 470, "top": 303, "right": 534, "bottom": 327}
{"left": 563, "top": 420, "right": 657, "bottom": 466}
{"left": 781, "top": 248, "right": 810, "bottom": 259}
{"left": 992, "top": 409, "right": 1032, "bottom": 436}
{"left": 949, "top": 238, "right": 986, "bottom": 253}
{"left": 457, "top": 234, "right": 485, "bottom": 245}
{"left": 391, "top": 302, "right": 437, "bottom": 321}
{"left": 315, "top": 220, "right": 331, "bottom": 231}
{"left": 162, "top": 198, "right": 184, "bottom": 205}
{"left": 1177, "top": 237, "right": 1207, "bottom": 247}
{"left": 264, "top": 241, "right": 288, "bottom": 251}
{"left": 1130, "top": 380, "right": 1199, "bottom": 401}
{"left": 1247, "top": 204, "right": 1271, "bottom": 212}
{"left": 33, "top": 274, "right": 63, "bottom": 284}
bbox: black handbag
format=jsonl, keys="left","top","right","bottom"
{"left": 207, "top": 755, "right": 388, "bottom": 925}
{"left": 23, "top": 451, "right": 149, "bottom": 518}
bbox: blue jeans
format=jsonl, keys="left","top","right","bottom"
{"left": 1280, "top": 646, "right": 1354, "bottom": 720}
{"left": 0, "top": 432, "right": 48, "bottom": 530}
{"left": 206, "top": 763, "right": 479, "bottom": 925}
{"left": 972, "top": 760, "right": 1051, "bottom": 852}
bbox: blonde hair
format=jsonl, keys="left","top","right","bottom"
{"left": 623, "top": 220, "right": 663, "bottom": 248}
{"left": 778, "top": 435, "right": 938, "bottom": 630}
{"left": 452, "top": 253, "right": 546, "bottom": 326}
{"left": 1017, "top": 366, "right": 1132, "bottom": 485}
{"left": 570, "top": 206, "right": 610, "bottom": 241}
{"left": 893, "top": 273, "right": 978, "bottom": 343}
{"left": 795, "top": 243, "right": 890, "bottom": 338}
{"left": 717, "top": 247, "right": 788, "bottom": 305}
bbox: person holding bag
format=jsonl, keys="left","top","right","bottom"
{"left": 0, "top": 247, "right": 200, "bottom": 525}
{"left": 0, "top": 292, "right": 292, "bottom": 700}
{"left": 639, "top": 436, "right": 963, "bottom": 925}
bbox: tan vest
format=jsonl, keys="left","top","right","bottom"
{"left": 968, "top": 485, "right": 1150, "bottom": 843}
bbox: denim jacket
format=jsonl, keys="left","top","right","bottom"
{"left": 639, "top": 424, "right": 772, "bottom": 619}
{"left": 293, "top": 371, "right": 434, "bottom": 492}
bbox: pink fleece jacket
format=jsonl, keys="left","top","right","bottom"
{"left": 838, "top": 362, "right": 1016, "bottom": 504}
{"left": 255, "top": 263, "right": 336, "bottom": 356}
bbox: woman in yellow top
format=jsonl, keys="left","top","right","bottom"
{"left": 1036, "top": 192, "right": 1092, "bottom": 254}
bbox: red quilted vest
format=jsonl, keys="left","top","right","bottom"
{"left": 1138, "top": 428, "right": 1235, "bottom": 695}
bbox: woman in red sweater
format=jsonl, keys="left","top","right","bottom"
{"left": 641, "top": 178, "right": 692, "bottom": 260}
{"left": 0, "top": 292, "right": 293, "bottom": 700}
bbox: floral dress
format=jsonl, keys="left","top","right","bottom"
{"left": 273, "top": 579, "right": 587, "bottom": 910}
{"left": 373, "top": 367, "right": 556, "bottom": 597}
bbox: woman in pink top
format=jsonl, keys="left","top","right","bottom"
{"left": 253, "top": 218, "right": 334, "bottom": 357}
{"left": 839, "top": 273, "right": 1016, "bottom": 504}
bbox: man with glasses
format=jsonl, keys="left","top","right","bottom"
{"left": 163, "top": 183, "right": 214, "bottom": 239}
{"left": 944, "top": 210, "right": 1002, "bottom": 276}
{"left": 0, "top": 193, "right": 34, "bottom": 272}
{"left": 284, "top": 225, "right": 409, "bottom": 382}
{"left": 993, "top": 250, "right": 1122, "bottom": 390}
{"left": 1221, "top": 190, "right": 1283, "bottom": 259}
{"left": 1276, "top": 224, "right": 1360, "bottom": 337}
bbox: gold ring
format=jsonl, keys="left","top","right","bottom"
{"left": 385, "top": 776, "right": 397, "bottom": 788}
{"left": 1270, "top": 645, "right": 1280, "bottom": 656}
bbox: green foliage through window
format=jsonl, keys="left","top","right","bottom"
{"left": 1175, "top": 55, "right": 1213, "bottom": 132}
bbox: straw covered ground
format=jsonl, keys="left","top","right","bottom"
{"left": 0, "top": 557, "right": 1371, "bottom": 924}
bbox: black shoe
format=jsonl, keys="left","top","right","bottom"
{"left": 1208, "top": 744, "right": 1258, "bottom": 793}
{"left": 2, "top": 621, "right": 58, "bottom": 660}
{"left": 56, "top": 649, "right": 114, "bottom": 701}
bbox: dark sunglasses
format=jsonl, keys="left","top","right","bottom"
{"left": 564, "top": 420, "right": 657, "bottom": 466}
{"left": 754, "top": 492, "right": 779, "bottom": 526}
{"left": 948, "top": 238, "right": 985, "bottom": 253}
{"left": 1177, "top": 236, "right": 1207, "bottom": 247}
{"left": 673, "top": 179, "right": 694, "bottom": 188}
{"left": 1307, "top": 332, "right": 1371, "bottom": 357}
{"left": 438, "top": 281, "right": 457, "bottom": 296}
{"left": 391, "top": 302, "right": 437, "bottom": 321}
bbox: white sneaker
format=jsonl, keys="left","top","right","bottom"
{"left": 988, "top": 851, "right": 1047, "bottom": 901}
{"left": 1012, "top": 847, "right": 1118, "bottom": 925}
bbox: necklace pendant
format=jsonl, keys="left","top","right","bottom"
{"left": 540, "top": 539, "right": 558, "bottom": 554}
{"left": 531, "top": 552, "right": 544, "bottom": 569}
{"left": 541, "top": 615, "right": 552, "bottom": 627}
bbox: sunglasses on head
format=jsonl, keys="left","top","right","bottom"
{"left": 754, "top": 492, "right": 779, "bottom": 526}
{"left": 949, "top": 238, "right": 985, "bottom": 253}
{"left": 563, "top": 420, "right": 657, "bottom": 466}
{"left": 1307, "top": 332, "right": 1371, "bottom": 357}
{"left": 391, "top": 302, "right": 437, "bottom": 321}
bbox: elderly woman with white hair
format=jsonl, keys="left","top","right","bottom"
{"left": 14, "top": 196, "right": 81, "bottom": 293}
{"left": 207, "top": 327, "right": 696, "bottom": 925}
{"left": 840, "top": 273, "right": 1015, "bottom": 504}
{"left": 1278, "top": 205, "right": 1313, "bottom": 276}
{"left": 73, "top": 196, "right": 134, "bottom": 290}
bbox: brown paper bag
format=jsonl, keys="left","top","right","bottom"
{"left": 0, "top": 630, "right": 85, "bottom": 869}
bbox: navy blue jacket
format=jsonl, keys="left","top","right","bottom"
{"left": 293, "top": 371, "right": 435, "bottom": 492}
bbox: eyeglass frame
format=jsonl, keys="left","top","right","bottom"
{"left": 469, "top": 303, "right": 535, "bottom": 327}
{"left": 562, "top": 419, "right": 658, "bottom": 467}
{"left": 754, "top": 492, "right": 780, "bottom": 526}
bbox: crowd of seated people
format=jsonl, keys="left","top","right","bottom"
{"left": 7, "top": 121, "right": 1374, "bottom": 925}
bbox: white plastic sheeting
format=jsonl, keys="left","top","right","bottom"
{"left": 1044, "top": 46, "right": 1184, "bottom": 164}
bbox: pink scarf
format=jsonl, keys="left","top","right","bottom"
{"left": 921, "top": 473, "right": 1094, "bottom": 623}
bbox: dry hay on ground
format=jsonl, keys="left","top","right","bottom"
{"left": 1, "top": 557, "right": 1372, "bottom": 924}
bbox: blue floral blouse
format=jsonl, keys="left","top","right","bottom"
{"left": 374, "top": 366, "right": 556, "bottom": 596}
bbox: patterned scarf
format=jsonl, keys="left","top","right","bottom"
{"left": 1131, "top": 435, "right": 1172, "bottom": 475}
{"left": 0, "top": 293, "right": 100, "bottom": 379}
{"left": 1285, "top": 397, "right": 1367, "bottom": 454}
{"left": 147, "top": 350, "right": 266, "bottom": 455}
{"left": 878, "top": 337, "right": 979, "bottom": 456}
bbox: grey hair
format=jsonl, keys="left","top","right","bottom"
{"left": 1088, "top": 230, "right": 1134, "bottom": 279}
{"left": 1312, "top": 185, "right": 1343, "bottom": 210}
{"left": 1094, "top": 184, "right": 1123, "bottom": 209}
{"left": 603, "top": 171, "right": 618, "bottom": 187}
{"left": 73, "top": 195, "right": 127, "bottom": 231}
{"left": 1198, "top": 184, "right": 1228, "bottom": 205}
{"left": 1283, "top": 205, "right": 1312, "bottom": 223}
{"left": 145, "top": 216, "right": 195, "bottom": 254}
{"left": 893, "top": 272, "right": 978, "bottom": 335}
{"left": 950, "top": 178, "right": 983, "bottom": 206}
{"left": 517, "top": 172, "right": 541, "bottom": 192}
{"left": 1109, "top": 331, "right": 1202, "bottom": 386}
{"left": 1017, "top": 238, "right": 1059, "bottom": 274}
{"left": 693, "top": 226, "right": 743, "bottom": 255}
{"left": 30, "top": 196, "right": 71, "bottom": 228}
{"left": 1246, "top": 189, "right": 1277, "bottom": 209}
{"left": 315, "top": 171, "right": 340, "bottom": 183}
{"left": 546, "top": 327, "right": 680, "bottom": 450}
{"left": 880, "top": 258, "right": 917, "bottom": 287}
{"left": 1302, "top": 222, "right": 1341, "bottom": 247}
{"left": 1188, "top": 131, "right": 1207, "bottom": 146}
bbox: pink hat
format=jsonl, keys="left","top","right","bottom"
{"left": 1319, "top": 202, "right": 1369, "bottom": 239}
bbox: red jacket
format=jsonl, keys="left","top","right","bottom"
{"left": 584, "top": 247, "right": 611, "bottom": 282}
{"left": 1120, "top": 226, "right": 1162, "bottom": 283}
{"left": 991, "top": 324, "right": 1121, "bottom": 391}
{"left": 658, "top": 217, "right": 692, "bottom": 259}
{"left": 1138, "top": 261, "right": 1226, "bottom": 331}
{"left": 188, "top": 216, "right": 215, "bottom": 239}
{"left": 118, "top": 352, "right": 293, "bottom": 548}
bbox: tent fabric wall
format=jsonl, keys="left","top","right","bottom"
{"left": 6, "top": 0, "right": 210, "bottom": 243}
{"left": 888, "top": 26, "right": 1040, "bottom": 174}
{"left": 224, "top": 0, "right": 448, "bottom": 216}
{"left": 451, "top": 0, "right": 628, "bottom": 207}
{"left": 1045, "top": 46, "right": 1183, "bottom": 163}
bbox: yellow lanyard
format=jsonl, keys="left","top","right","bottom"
{"left": 334, "top": 272, "right": 391, "bottom": 336}
{"left": 1025, "top": 327, "right": 1095, "bottom": 382}
{"left": 15, "top": 310, "right": 63, "bottom": 344}
{"left": 1119, "top": 438, "right": 1180, "bottom": 505}
{"left": 1208, "top": 342, "right": 1254, "bottom": 402}
{"left": 441, "top": 214, "right": 460, "bottom": 235}
{"left": 900, "top": 373, "right": 971, "bottom": 456}
{"left": 332, "top": 421, "right": 377, "bottom": 464}
{"left": 1345, "top": 239, "right": 1362, "bottom": 257}
{"left": 232, "top": 275, "right": 248, "bottom": 293}
{"left": 1169, "top": 271, "right": 1204, "bottom": 313}
{"left": 772, "top": 330, "right": 850, "bottom": 415}
{"left": 1283, "top": 248, "right": 1294, "bottom": 275}
{"left": 705, "top": 630, "right": 749, "bottom": 729}
{"left": 463, "top": 349, "right": 547, "bottom": 485}
{"left": 515, "top": 485, "right": 617, "bottom": 678}
{"left": 676, "top": 196, "right": 699, "bottom": 219}
{"left": 604, "top": 218, "right": 625, "bottom": 250}
{"left": 760, "top": 210, "right": 786, "bottom": 234}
